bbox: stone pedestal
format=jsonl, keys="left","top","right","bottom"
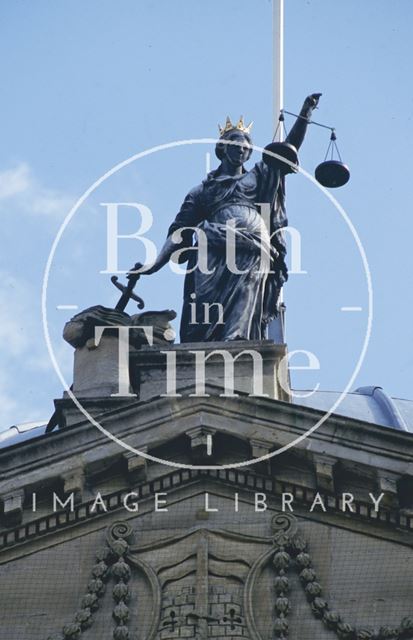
{"left": 132, "top": 340, "right": 291, "bottom": 402}
{"left": 72, "top": 335, "right": 134, "bottom": 398}
{"left": 63, "top": 305, "right": 291, "bottom": 405}
{"left": 64, "top": 305, "right": 176, "bottom": 402}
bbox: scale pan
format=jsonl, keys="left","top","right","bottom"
{"left": 315, "top": 160, "right": 350, "bottom": 188}
{"left": 263, "top": 142, "right": 298, "bottom": 171}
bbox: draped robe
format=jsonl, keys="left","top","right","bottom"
{"left": 166, "top": 119, "right": 309, "bottom": 342}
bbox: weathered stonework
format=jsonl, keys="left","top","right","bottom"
{"left": 133, "top": 340, "right": 291, "bottom": 402}
{"left": 1, "top": 339, "right": 413, "bottom": 640}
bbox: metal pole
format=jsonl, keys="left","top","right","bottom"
{"left": 268, "top": 0, "right": 286, "bottom": 344}
{"left": 273, "top": 0, "right": 284, "bottom": 141}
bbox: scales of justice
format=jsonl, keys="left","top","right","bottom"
{"left": 59, "top": 2, "right": 351, "bottom": 417}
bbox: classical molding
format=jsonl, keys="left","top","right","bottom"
{"left": 376, "top": 469, "right": 401, "bottom": 508}
{"left": 61, "top": 466, "right": 85, "bottom": 504}
{"left": 186, "top": 426, "right": 217, "bottom": 461}
{"left": 3, "top": 390, "right": 413, "bottom": 496}
{"left": 313, "top": 453, "right": 337, "bottom": 493}
{"left": 2, "top": 391, "right": 413, "bottom": 552}
{"left": 2, "top": 468, "right": 413, "bottom": 555}
{"left": 123, "top": 448, "right": 148, "bottom": 482}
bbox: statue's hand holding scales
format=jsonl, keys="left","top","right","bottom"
{"left": 304, "top": 93, "right": 322, "bottom": 110}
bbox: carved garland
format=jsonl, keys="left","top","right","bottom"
{"left": 46, "top": 521, "right": 134, "bottom": 640}
{"left": 110, "top": 523, "right": 133, "bottom": 640}
{"left": 270, "top": 515, "right": 413, "bottom": 640}
{"left": 271, "top": 515, "right": 295, "bottom": 640}
{"left": 46, "top": 516, "right": 413, "bottom": 640}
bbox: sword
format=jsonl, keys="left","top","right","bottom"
{"left": 111, "top": 262, "right": 145, "bottom": 312}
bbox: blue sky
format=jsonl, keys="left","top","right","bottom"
{"left": 1, "top": 0, "right": 412, "bottom": 429}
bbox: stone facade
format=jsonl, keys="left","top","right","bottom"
{"left": 1, "top": 340, "right": 413, "bottom": 640}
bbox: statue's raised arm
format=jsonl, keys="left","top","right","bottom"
{"left": 286, "top": 93, "right": 322, "bottom": 151}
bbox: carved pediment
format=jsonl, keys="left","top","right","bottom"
{"left": 44, "top": 515, "right": 413, "bottom": 640}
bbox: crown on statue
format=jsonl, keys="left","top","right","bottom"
{"left": 218, "top": 116, "right": 253, "bottom": 138}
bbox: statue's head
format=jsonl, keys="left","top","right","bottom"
{"left": 215, "top": 116, "right": 253, "bottom": 166}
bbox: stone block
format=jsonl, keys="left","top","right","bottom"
{"left": 178, "top": 604, "right": 194, "bottom": 617}
{"left": 249, "top": 438, "right": 272, "bottom": 473}
{"left": 213, "top": 586, "right": 225, "bottom": 594}
{"left": 219, "top": 594, "right": 232, "bottom": 603}
{"left": 133, "top": 340, "right": 291, "bottom": 402}
{"left": 212, "top": 604, "right": 226, "bottom": 619}
{"left": 159, "top": 627, "right": 180, "bottom": 639}
{"left": 179, "top": 626, "right": 196, "bottom": 637}
{"left": 210, "top": 625, "right": 223, "bottom": 637}
{"left": 61, "top": 467, "right": 84, "bottom": 504}
{"left": 250, "top": 438, "right": 272, "bottom": 459}
{"left": 313, "top": 454, "right": 337, "bottom": 493}
{"left": 72, "top": 335, "right": 134, "bottom": 398}
{"left": 123, "top": 449, "right": 148, "bottom": 483}
{"left": 186, "top": 426, "right": 217, "bottom": 461}
{"left": 376, "top": 470, "right": 400, "bottom": 507}
{"left": 1, "top": 489, "right": 25, "bottom": 527}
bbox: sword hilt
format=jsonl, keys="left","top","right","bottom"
{"left": 111, "top": 275, "right": 145, "bottom": 310}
